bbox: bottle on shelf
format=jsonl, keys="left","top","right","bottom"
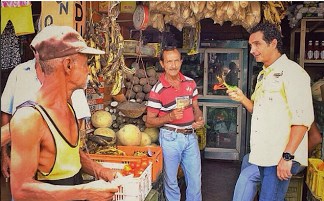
{"left": 305, "top": 40, "right": 314, "bottom": 60}
{"left": 313, "top": 40, "right": 320, "bottom": 60}
{"left": 320, "top": 41, "right": 324, "bottom": 60}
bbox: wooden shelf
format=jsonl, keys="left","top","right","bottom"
{"left": 304, "top": 59, "right": 324, "bottom": 64}
{"left": 291, "top": 18, "right": 324, "bottom": 33}
{"left": 123, "top": 53, "right": 158, "bottom": 59}
{"left": 290, "top": 18, "right": 324, "bottom": 68}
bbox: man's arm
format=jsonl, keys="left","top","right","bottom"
{"left": 277, "top": 125, "right": 308, "bottom": 181}
{"left": 283, "top": 125, "right": 309, "bottom": 156}
{"left": 145, "top": 108, "right": 184, "bottom": 128}
{"left": 1, "top": 112, "right": 12, "bottom": 178}
{"left": 1, "top": 112, "right": 12, "bottom": 146}
{"left": 80, "top": 150, "right": 116, "bottom": 182}
{"left": 308, "top": 122, "right": 322, "bottom": 154}
{"left": 1, "top": 124, "right": 11, "bottom": 147}
{"left": 1, "top": 112, "right": 11, "bottom": 126}
{"left": 191, "top": 99, "right": 204, "bottom": 129}
{"left": 10, "top": 108, "right": 118, "bottom": 201}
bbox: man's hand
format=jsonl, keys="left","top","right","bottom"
{"left": 98, "top": 168, "right": 119, "bottom": 182}
{"left": 85, "top": 179, "right": 119, "bottom": 201}
{"left": 192, "top": 116, "right": 204, "bottom": 129}
{"left": 226, "top": 88, "right": 245, "bottom": 102}
{"left": 169, "top": 108, "right": 184, "bottom": 121}
{"left": 1, "top": 147, "right": 10, "bottom": 179}
{"left": 277, "top": 158, "right": 293, "bottom": 181}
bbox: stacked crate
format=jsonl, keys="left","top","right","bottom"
{"left": 306, "top": 158, "right": 324, "bottom": 201}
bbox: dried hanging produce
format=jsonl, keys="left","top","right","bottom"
{"left": 85, "top": 2, "right": 135, "bottom": 94}
{"left": 262, "top": 1, "right": 289, "bottom": 30}
{"left": 147, "top": 1, "right": 264, "bottom": 32}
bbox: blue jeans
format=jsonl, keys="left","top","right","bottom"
{"left": 233, "top": 154, "right": 259, "bottom": 201}
{"left": 258, "top": 161, "right": 301, "bottom": 201}
{"left": 159, "top": 128, "right": 202, "bottom": 201}
{"left": 233, "top": 154, "right": 304, "bottom": 201}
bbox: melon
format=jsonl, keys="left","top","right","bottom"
{"left": 143, "top": 127, "right": 159, "bottom": 143}
{"left": 140, "top": 132, "right": 152, "bottom": 146}
{"left": 91, "top": 110, "right": 113, "bottom": 128}
{"left": 94, "top": 128, "right": 116, "bottom": 143}
{"left": 117, "top": 124, "right": 142, "bottom": 146}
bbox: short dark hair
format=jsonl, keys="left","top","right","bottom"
{"left": 250, "top": 23, "right": 283, "bottom": 54}
{"left": 160, "top": 46, "right": 180, "bottom": 61}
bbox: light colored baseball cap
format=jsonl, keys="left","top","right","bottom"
{"left": 30, "top": 25, "right": 105, "bottom": 60}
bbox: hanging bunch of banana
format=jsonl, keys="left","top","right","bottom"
{"left": 187, "top": 22, "right": 201, "bottom": 56}
{"left": 262, "top": 1, "right": 289, "bottom": 30}
{"left": 85, "top": 20, "right": 103, "bottom": 91}
{"left": 85, "top": 1, "right": 135, "bottom": 95}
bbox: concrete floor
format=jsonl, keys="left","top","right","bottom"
{"left": 1, "top": 158, "right": 241, "bottom": 201}
{"left": 201, "top": 159, "right": 241, "bottom": 201}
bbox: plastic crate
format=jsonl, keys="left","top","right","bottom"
{"left": 307, "top": 188, "right": 322, "bottom": 201}
{"left": 306, "top": 158, "right": 324, "bottom": 200}
{"left": 89, "top": 146, "right": 163, "bottom": 183}
{"left": 94, "top": 161, "right": 152, "bottom": 201}
{"left": 144, "top": 189, "right": 159, "bottom": 201}
{"left": 285, "top": 173, "right": 304, "bottom": 201}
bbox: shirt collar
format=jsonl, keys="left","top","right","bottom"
{"left": 160, "top": 72, "right": 186, "bottom": 88}
{"left": 23, "top": 58, "right": 36, "bottom": 72}
{"left": 262, "top": 54, "right": 286, "bottom": 73}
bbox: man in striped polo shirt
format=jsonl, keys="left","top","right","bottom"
{"left": 146, "top": 46, "right": 205, "bottom": 201}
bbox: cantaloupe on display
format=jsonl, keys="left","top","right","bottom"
{"left": 117, "top": 124, "right": 141, "bottom": 146}
{"left": 140, "top": 132, "right": 152, "bottom": 146}
{"left": 91, "top": 110, "right": 113, "bottom": 128}
{"left": 143, "top": 127, "right": 159, "bottom": 143}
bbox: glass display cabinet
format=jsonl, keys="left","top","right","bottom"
{"left": 204, "top": 48, "right": 243, "bottom": 97}
{"left": 202, "top": 103, "right": 243, "bottom": 160}
{"left": 180, "top": 50, "right": 204, "bottom": 95}
{"left": 182, "top": 40, "right": 250, "bottom": 160}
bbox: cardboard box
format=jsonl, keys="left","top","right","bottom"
{"left": 40, "top": 1, "right": 86, "bottom": 36}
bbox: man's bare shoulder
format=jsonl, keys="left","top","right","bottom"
{"left": 11, "top": 107, "right": 44, "bottom": 137}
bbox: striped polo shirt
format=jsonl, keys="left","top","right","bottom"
{"left": 147, "top": 72, "right": 198, "bottom": 129}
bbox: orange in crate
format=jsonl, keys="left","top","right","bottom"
{"left": 89, "top": 146, "right": 163, "bottom": 183}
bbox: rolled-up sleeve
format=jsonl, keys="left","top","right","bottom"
{"left": 284, "top": 67, "right": 314, "bottom": 129}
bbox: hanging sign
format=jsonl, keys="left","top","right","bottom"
{"left": 40, "top": 1, "right": 86, "bottom": 36}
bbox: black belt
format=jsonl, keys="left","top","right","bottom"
{"left": 162, "top": 126, "right": 195, "bottom": 135}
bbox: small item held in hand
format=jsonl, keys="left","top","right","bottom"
{"left": 216, "top": 76, "right": 237, "bottom": 90}
{"left": 176, "top": 96, "right": 190, "bottom": 109}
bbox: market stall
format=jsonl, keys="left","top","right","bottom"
{"left": 1, "top": 1, "right": 323, "bottom": 201}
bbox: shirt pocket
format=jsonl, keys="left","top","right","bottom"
{"left": 263, "top": 74, "right": 283, "bottom": 93}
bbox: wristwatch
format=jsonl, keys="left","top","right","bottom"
{"left": 282, "top": 152, "right": 294, "bottom": 161}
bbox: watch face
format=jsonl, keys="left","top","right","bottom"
{"left": 282, "top": 152, "right": 294, "bottom": 161}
